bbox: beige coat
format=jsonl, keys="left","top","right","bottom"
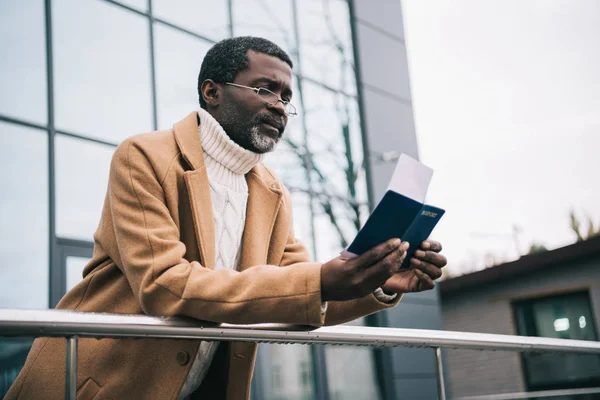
{"left": 6, "top": 112, "right": 400, "bottom": 400}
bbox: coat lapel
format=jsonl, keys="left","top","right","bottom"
{"left": 239, "top": 169, "right": 283, "bottom": 271}
{"left": 173, "top": 111, "right": 285, "bottom": 271}
{"left": 175, "top": 112, "right": 216, "bottom": 269}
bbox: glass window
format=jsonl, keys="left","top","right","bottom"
{"left": 0, "top": 338, "right": 34, "bottom": 397}
{"left": 296, "top": 0, "right": 356, "bottom": 95}
{"left": 303, "top": 82, "right": 365, "bottom": 200}
{"left": 264, "top": 79, "right": 309, "bottom": 192}
{"left": 153, "top": 0, "right": 229, "bottom": 41}
{"left": 55, "top": 135, "right": 115, "bottom": 241}
{"left": 301, "top": 82, "right": 367, "bottom": 260}
{"left": 153, "top": 23, "right": 211, "bottom": 129}
{"left": 0, "top": 1, "right": 47, "bottom": 125}
{"left": 325, "top": 324, "right": 382, "bottom": 400}
{"left": 114, "top": 0, "right": 147, "bottom": 12}
{"left": 231, "top": 0, "right": 297, "bottom": 62}
{"left": 52, "top": 0, "right": 153, "bottom": 142}
{"left": 514, "top": 291, "right": 600, "bottom": 390}
{"left": 0, "top": 123, "right": 49, "bottom": 309}
{"left": 254, "top": 344, "right": 316, "bottom": 400}
{"left": 66, "top": 256, "right": 91, "bottom": 291}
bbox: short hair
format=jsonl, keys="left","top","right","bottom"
{"left": 197, "top": 36, "right": 294, "bottom": 109}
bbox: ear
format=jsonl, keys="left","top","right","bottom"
{"left": 200, "top": 79, "right": 221, "bottom": 108}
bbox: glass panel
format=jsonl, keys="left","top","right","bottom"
{"left": 153, "top": 0, "right": 229, "bottom": 41}
{"left": 296, "top": 0, "right": 356, "bottom": 95}
{"left": 55, "top": 135, "right": 115, "bottom": 241}
{"left": 153, "top": 23, "right": 211, "bottom": 129}
{"left": 255, "top": 344, "right": 316, "bottom": 400}
{"left": 302, "top": 82, "right": 367, "bottom": 260}
{"left": 114, "top": 0, "right": 147, "bottom": 12}
{"left": 0, "top": 1, "right": 47, "bottom": 124}
{"left": 0, "top": 123, "right": 47, "bottom": 397}
{"left": 515, "top": 292, "right": 600, "bottom": 390}
{"left": 231, "top": 0, "right": 297, "bottom": 62}
{"left": 52, "top": 0, "right": 153, "bottom": 142}
{"left": 325, "top": 321, "right": 381, "bottom": 400}
{"left": 265, "top": 79, "right": 308, "bottom": 192}
{"left": 290, "top": 191, "right": 315, "bottom": 259}
{"left": 303, "top": 83, "right": 365, "bottom": 201}
{"left": 66, "top": 256, "right": 91, "bottom": 291}
{"left": 0, "top": 122, "right": 49, "bottom": 309}
{"left": 0, "top": 338, "right": 34, "bottom": 397}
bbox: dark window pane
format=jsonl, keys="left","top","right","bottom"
{"left": 0, "top": 338, "right": 35, "bottom": 398}
{"left": 53, "top": 0, "right": 153, "bottom": 142}
{"left": 0, "top": 1, "right": 47, "bottom": 124}
{"left": 514, "top": 292, "right": 600, "bottom": 390}
{"left": 55, "top": 135, "right": 114, "bottom": 241}
{"left": 153, "top": 23, "right": 211, "bottom": 128}
{"left": 232, "top": 0, "right": 297, "bottom": 61}
{"left": 296, "top": 0, "right": 356, "bottom": 95}
{"left": 0, "top": 122, "right": 49, "bottom": 309}
{"left": 153, "top": 0, "right": 229, "bottom": 41}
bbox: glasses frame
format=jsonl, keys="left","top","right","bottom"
{"left": 224, "top": 82, "right": 297, "bottom": 116}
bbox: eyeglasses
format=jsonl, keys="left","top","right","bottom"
{"left": 225, "top": 82, "right": 297, "bottom": 116}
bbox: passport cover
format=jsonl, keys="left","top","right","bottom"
{"left": 343, "top": 190, "right": 445, "bottom": 268}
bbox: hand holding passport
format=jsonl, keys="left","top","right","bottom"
{"left": 319, "top": 154, "right": 446, "bottom": 301}
{"left": 342, "top": 154, "right": 445, "bottom": 268}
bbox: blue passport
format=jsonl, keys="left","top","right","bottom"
{"left": 344, "top": 191, "right": 445, "bottom": 268}
{"left": 342, "top": 154, "right": 445, "bottom": 268}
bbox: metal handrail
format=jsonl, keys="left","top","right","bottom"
{"left": 2, "top": 308, "right": 600, "bottom": 400}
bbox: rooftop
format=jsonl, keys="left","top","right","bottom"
{"left": 438, "top": 235, "right": 600, "bottom": 295}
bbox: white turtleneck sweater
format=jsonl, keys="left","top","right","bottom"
{"left": 178, "top": 109, "right": 396, "bottom": 399}
{"left": 177, "top": 109, "right": 264, "bottom": 400}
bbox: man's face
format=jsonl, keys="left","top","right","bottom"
{"left": 215, "top": 50, "right": 293, "bottom": 154}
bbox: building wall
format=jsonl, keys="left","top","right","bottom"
{"left": 352, "top": 1, "right": 444, "bottom": 399}
{"left": 440, "top": 254, "right": 600, "bottom": 397}
{"left": 1, "top": 1, "right": 424, "bottom": 399}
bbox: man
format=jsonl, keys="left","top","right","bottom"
{"left": 7, "top": 37, "right": 446, "bottom": 400}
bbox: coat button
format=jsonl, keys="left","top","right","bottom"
{"left": 176, "top": 351, "right": 190, "bottom": 366}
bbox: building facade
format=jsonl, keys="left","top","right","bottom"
{"left": 439, "top": 236, "right": 600, "bottom": 399}
{"left": 0, "top": 1, "right": 442, "bottom": 398}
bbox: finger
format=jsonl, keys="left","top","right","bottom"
{"left": 410, "top": 258, "right": 443, "bottom": 280}
{"left": 364, "top": 245, "right": 409, "bottom": 288}
{"left": 414, "top": 250, "right": 447, "bottom": 268}
{"left": 421, "top": 240, "right": 442, "bottom": 253}
{"left": 353, "top": 238, "right": 402, "bottom": 269}
{"left": 413, "top": 269, "right": 435, "bottom": 291}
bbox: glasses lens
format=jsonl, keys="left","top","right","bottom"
{"left": 285, "top": 103, "right": 297, "bottom": 116}
{"left": 257, "top": 88, "right": 278, "bottom": 104}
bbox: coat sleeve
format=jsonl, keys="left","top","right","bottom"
{"left": 278, "top": 189, "right": 401, "bottom": 327}
{"left": 107, "top": 139, "right": 325, "bottom": 325}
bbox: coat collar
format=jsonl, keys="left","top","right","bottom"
{"left": 174, "top": 112, "right": 283, "bottom": 270}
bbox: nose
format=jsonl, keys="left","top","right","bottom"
{"left": 266, "top": 99, "right": 287, "bottom": 118}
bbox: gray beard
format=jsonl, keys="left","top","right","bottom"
{"left": 248, "top": 125, "right": 278, "bottom": 153}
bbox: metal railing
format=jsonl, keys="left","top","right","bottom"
{"left": 1, "top": 308, "right": 600, "bottom": 400}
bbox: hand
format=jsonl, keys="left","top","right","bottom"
{"left": 381, "top": 240, "right": 447, "bottom": 294}
{"left": 320, "top": 239, "right": 410, "bottom": 302}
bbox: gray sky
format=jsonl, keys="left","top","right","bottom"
{"left": 402, "top": 0, "right": 600, "bottom": 274}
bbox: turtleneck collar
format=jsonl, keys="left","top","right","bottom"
{"left": 197, "top": 108, "right": 264, "bottom": 176}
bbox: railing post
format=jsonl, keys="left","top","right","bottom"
{"left": 435, "top": 347, "right": 446, "bottom": 400}
{"left": 65, "top": 336, "right": 78, "bottom": 400}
